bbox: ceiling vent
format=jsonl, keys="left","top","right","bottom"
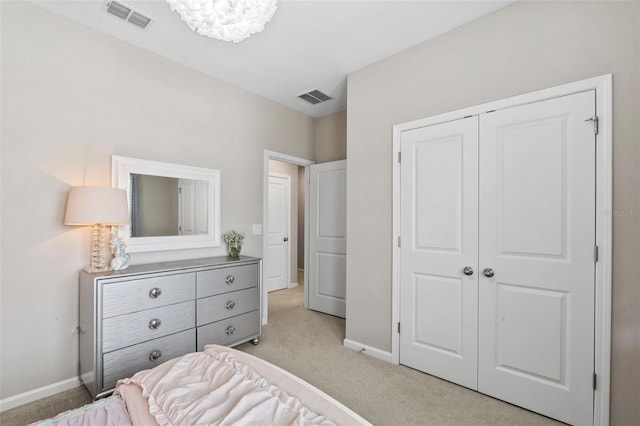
{"left": 104, "top": 1, "right": 153, "bottom": 30}
{"left": 298, "top": 90, "right": 332, "bottom": 105}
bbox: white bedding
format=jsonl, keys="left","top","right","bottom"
{"left": 116, "top": 345, "right": 370, "bottom": 426}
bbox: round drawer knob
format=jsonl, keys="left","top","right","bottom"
{"left": 226, "top": 325, "right": 236, "bottom": 336}
{"left": 149, "top": 350, "right": 162, "bottom": 362}
{"left": 225, "top": 275, "right": 235, "bottom": 285}
{"left": 226, "top": 300, "right": 236, "bottom": 310}
{"left": 148, "top": 287, "right": 162, "bottom": 299}
{"left": 148, "top": 318, "right": 162, "bottom": 330}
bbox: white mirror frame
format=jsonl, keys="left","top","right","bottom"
{"left": 111, "top": 155, "right": 221, "bottom": 253}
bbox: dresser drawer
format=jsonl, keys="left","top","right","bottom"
{"left": 102, "top": 273, "right": 195, "bottom": 318}
{"left": 197, "top": 310, "right": 260, "bottom": 350}
{"left": 103, "top": 301, "right": 195, "bottom": 352}
{"left": 197, "top": 264, "right": 258, "bottom": 298}
{"left": 102, "top": 329, "right": 195, "bottom": 391}
{"left": 197, "top": 288, "right": 259, "bottom": 326}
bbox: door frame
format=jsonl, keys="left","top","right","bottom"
{"left": 262, "top": 150, "right": 314, "bottom": 325}
{"left": 267, "top": 172, "right": 291, "bottom": 293}
{"left": 391, "top": 74, "right": 612, "bottom": 426}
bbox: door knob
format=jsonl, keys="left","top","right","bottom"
{"left": 283, "top": 237, "right": 289, "bottom": 242}
{"left": 483, "top": 268, "right": 495, "bottom": 278}
{"left": 463, "top": 266, "right": 474, "bottom": 276}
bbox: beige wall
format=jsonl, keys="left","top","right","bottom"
{"left": 268, "top": 159, "right": 299, "bottom": 284}
{"left": 346, "top": 1, "right": 639, "bottom": 424}
{"left": 314, "top": 110, "right": 347, "bottom": 162}
{"left": 0, "top": 1, "right": 313, "bottom": 400}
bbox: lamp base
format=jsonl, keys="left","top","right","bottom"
{"left": 83, "top": 265, "right": 113, "bottom": 273}
{"left": 88, "top": 223, "right": 110, "bottom": 272}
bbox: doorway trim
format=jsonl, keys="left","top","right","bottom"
{"left": 263, "top": 150, "right": 314, "bottom": 326}
{"left": 391, "top": 74, "right": 612, "bottom": 426}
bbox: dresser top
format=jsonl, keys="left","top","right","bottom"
{"left": 82, "top": 255, "right": 260, "bottom": 279}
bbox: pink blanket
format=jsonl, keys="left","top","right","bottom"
{"left": 116, "top": 345, "right": 367, "bottom": 425}
{"left": 29, "top": 395, "right": 131, "bottom": 426}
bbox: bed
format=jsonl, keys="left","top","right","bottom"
{"left": 31, "top": 345, "right": 370, "bottom": 425}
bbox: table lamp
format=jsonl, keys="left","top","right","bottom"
{"left": 64, "top": 186, "right": 130, "bottom": 272}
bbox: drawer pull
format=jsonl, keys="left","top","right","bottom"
{"left": 149, "top": 350, "right": 162, "bottom": 362}
{"left": 148, "top": 287, "right": 162, "bottom": 299}
{"left": 148, "top": 318, "right": 162, "bottom": 330}
{"left": 225, "top": 275, "right": 235, "bottom": 285}
{"left": 226, "top": 300, "right": 236, "bottom": 310}
{"left": 226, "top": 325, "right": 236, "bottom": 336}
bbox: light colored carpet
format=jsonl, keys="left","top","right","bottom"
{"left": 1, "top": 280, "right": 562, "bottom": 425}
{"left": 236, "top": 284, "right": 562, "bottom": 426}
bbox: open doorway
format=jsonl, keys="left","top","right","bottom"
{"left": 265, "top": 161, "right": 304, "bottom": 293}
{"left": 262, "top": 151, "right": 313, "bottom": 325}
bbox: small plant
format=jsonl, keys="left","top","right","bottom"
{"left": 223, "top": 230, "right": 246, "bottom": 258}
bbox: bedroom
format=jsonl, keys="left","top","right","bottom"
{"left": 1, "top": 0, "right": 639, "bottom": 425}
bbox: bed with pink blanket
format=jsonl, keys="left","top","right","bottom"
{"left": 32, "top": 345, "right": 370, "bottom": 425}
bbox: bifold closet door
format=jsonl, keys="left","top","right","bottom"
{"left": 399, "top": 116, "right": 479, "bottom": 389}
{"left": 478, "top": 90, "right": 596, "bottom": 426}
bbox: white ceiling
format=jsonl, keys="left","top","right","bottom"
{"left": 32, "top": 0, "right": 512, "bottom": 118}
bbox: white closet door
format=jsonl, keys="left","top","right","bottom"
{"left": 478, "top": 91, "right": 596, "bottom": 425}
{"left": 399, "top": 116, "right": 479, "bottom": 389}
{"left": 308, "top": 160, "right": 347, "bottom": 318}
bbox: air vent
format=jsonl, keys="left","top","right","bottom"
{"left": 128, "top": 12, "right": 151, "bottom": 29}
{"left": 104, "top": 1, "right": 153, "bottom": 30}
{"left": 298, "top": 90, "right": 332, "bottom": 105}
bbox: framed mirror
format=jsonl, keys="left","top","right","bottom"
{"left": 111, "top": 155, "right": 220, "bottom": 252}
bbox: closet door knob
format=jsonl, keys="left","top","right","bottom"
{"left": 483, "top": 268, "right": 495, "bottom": 278}
{"left": 463, "top": 266, "right": 474, "bottom": 276}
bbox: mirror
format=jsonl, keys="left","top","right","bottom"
{"left": 112, "top": 156, "right": 220, "bottom": 252}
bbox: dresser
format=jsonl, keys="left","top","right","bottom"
{"left": 79, "top": 256, "right": 261, "bottom": 399}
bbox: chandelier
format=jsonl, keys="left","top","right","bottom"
{"left": 166, "top": 0, "right": 278, "bottom": 43}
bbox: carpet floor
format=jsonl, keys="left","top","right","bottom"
{"left": 1, "top": 282, "right": 562, "bottom": 425}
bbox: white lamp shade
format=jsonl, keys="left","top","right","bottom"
{"left": 64, "top": 187, "right": 130, "bottom": 226}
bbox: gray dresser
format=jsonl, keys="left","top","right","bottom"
{"left": 79, "top": 256, "right": 261, "bottom": 399}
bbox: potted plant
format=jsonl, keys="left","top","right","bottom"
{"left": 223, "top": 230, "right": 246, "bottom": 258}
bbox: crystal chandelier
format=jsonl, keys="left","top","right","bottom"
{"left": 166, "top": 0, "right": 278, "bottom": 43}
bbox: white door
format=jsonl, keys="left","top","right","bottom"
{"left": 477, "top": 91, "right": 596, "bottom": 425}
{"left": 266, "top": 174, "right": 290, "bottom": 292}
{"left": 399, "top": 116, "right": 479, "bottom": 389}
{"left": 179, "top": 179, "right": 209, "bottom": 236}
{"left": 399, "top": 91, "right": 596, "bottom": 425}
{"left": 178, "top": 179, "right": 195, "bottom": 235}
{"left": 308, "top": 160, "right": 346, "bottom": 318}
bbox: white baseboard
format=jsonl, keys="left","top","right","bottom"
{"left": 0, "top": 377, "right": 81, "bottom": 412}
{"left": 288, "top": 282, "right": 299, "bottom": 289}
{"left": 343, "top": 339, "right": 393, "bottom": 363}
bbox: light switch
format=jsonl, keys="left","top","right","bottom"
{"left": 252, "top": 224, "right": 262, "bottom": 235}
